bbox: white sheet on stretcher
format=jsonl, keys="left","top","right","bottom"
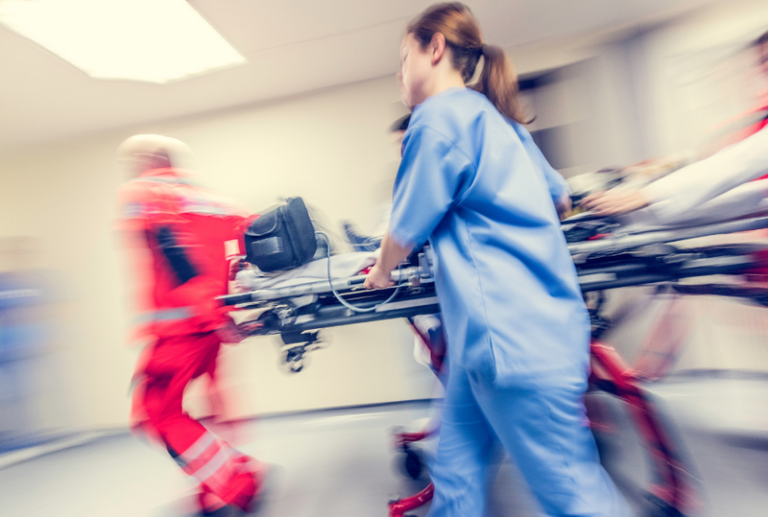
{"left": 617, "top": 179, "right": 768, "bottom": 234}
{"left": 235, "top": 250, "right": 380, "bottom": 292}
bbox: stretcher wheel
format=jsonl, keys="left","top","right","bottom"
{"left": 644, "top": 493, "right": 686, "bottom": 517}
{"left": 400, "top": 446, "right": 425, "bottom": 480}
{"left": 259, "top": 301, "right": 298, "bottom": 330}
{"left": 280, "top": 347, "right": 308, "bottom": 373}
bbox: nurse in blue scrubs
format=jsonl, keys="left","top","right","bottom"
{"left": 364, "top": 4, "right": 632, "bottom": 516}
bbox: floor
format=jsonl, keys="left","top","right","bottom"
{"left": 1, "top": 376, "right": 767, "bottom": 517}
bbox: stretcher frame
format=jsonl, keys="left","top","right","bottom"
{"left": 217, "top": 213, "right": 768, "bottom": 517}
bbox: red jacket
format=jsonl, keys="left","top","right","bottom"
{"left": 117, "top": 168, "right": 247, "bottom": 338}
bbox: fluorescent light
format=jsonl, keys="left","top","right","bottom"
{"left": 0, "top": 0, "right": 246, "bottom": 83}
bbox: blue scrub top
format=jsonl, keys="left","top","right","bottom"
{"left": 510, "top": 122, "right": 570, "bottom": 205}
{"left": 389, "top": 88, "right": 589, "bottom": 385}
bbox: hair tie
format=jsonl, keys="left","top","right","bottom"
{"left": 480, "top": 43, "right": 487, "bottom": 55}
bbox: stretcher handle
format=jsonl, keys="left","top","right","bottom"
{"left": 670, "top": 283, "right": 768, "bottom": 302}
{"left": 569, "top": 215, "right": 768, "bottom": 255}
{"left": 561, "top": 211, "right": 611, "bottom": 224}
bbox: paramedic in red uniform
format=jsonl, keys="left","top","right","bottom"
{"left": 116, "top": 134, "right": 264, "bottom": 516}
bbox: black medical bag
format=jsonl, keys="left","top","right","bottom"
{"left": 245, "top": 197, "right": 317, "bottom": 272}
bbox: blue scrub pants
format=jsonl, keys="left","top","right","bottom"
{"left": 426, "top": 365, "right": 633, "bottom": 517}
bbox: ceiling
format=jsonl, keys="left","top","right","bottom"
{"left": 0, "top": 0, "right": 717, "bottom": 147}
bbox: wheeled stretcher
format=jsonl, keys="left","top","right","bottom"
{"left": 218, "top": 211, "right": 768, "bottom": 517}
{"left": 220, "top": 213, "right": 768, "bottom": 350}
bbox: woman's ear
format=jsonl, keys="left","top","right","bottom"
{"left": 430, "top": 32, "right": 447, "bottom": 66}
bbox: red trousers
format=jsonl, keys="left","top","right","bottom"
{"left": 133, "top": 332, "right": 258, "bottom": 512}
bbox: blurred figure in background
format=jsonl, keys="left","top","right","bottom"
{"left": 0, "top": 237, "right": 53, "bottom": 451}
{"left": 703, "top": 29, "right": 768, "bottom": 157}
{"left": 579, "top": 29, "right": 768, "bottom": 389}
{"left": 343, "top": 113, "right": 411, "bottom": 252}
{"left": 584, "top": 29, "right": 768, "bottom": 218}
{"left": 116, "top": 135, "right": 265, "bottom": 516}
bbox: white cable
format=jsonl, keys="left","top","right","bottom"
{"left": 316, "top": 231, "right": 402, "bottom": 313}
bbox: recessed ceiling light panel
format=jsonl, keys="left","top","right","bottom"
{"left": 0, "top": 0, "right": 246, "bottom": 83}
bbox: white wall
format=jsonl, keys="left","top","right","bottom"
{"left": 0, "top": 76, "right": 437, "bottom": 430}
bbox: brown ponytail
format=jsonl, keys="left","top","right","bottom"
{"left": 407, "top": 2, "right": 530, "bottom": 124}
